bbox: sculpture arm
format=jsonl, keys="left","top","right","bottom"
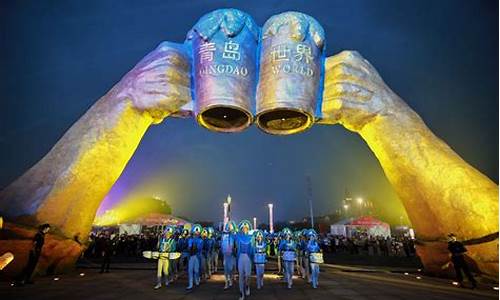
{"left": 0, "top": 42, "right": 191, "bottom": 240}
{"left": 320, "top": 50, "right": 498, "bottom": 242}
{"left": 359, "top": 103, "right": 498, "bottom": 240}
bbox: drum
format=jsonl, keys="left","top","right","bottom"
{"left": 282, "top": 251, "right": 296, "bottom": 262}
{"left": 254, "top": 253, "right": 266, "bottom": 264}
{"left": 142, "top": 251, "right": 160, "bottom": 259}
{"left": 309, "top": 252, "right": 324, "bottom": 264}
{"left": 169, "top": 252, "right": 181, "bottom": 260}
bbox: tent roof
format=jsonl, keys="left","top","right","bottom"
{"left": 332, "top": 218, "right": 352, "bottom": 225}
{"left": 126, "top": 213, "right": 187, "bottom": 226}
{"left": 348, "top": 216, "right": 388, "bottom": 226}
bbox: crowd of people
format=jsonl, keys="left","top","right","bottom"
{"left": 318, "top": 233, "right": 416, "bottom": 257}
{"left": 7, "top": 220, "right": 477, "bottom": 293}
{"left": 87, "top": 221, "right": 325, "bottom": 299}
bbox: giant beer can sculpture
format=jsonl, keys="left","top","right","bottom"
{"left": 187, "top": 9, "right": 260, "bottom": 132}
{"left": 256, "top": 12, "right": 325, "bottom": 135}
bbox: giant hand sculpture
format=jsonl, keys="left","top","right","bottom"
{"left": 320, "top": 50, "right": 499, "bottom": 277}
{"left": 0, "top": 8, "right": 497, "bottom": 279}
{"left": 0, "top": 42, "right": 191, "bottom": 275}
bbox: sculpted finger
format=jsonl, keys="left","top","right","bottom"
{"left": 136, "top": 65, "right": 191, "bottom": 88}
{"left": 324, "top": 62, "right": 378, "bottom": 91}
{"left": 320, "top": 96, "right": 376, "bottom": 131}
{"left": 140, "top": 48, "right": 191, "bottom": 73}
{"left": 326, "top": 51, "right": 374, "bottom": 75}
{"left": 324, "top": 82, "right": 374, "bottom": 102}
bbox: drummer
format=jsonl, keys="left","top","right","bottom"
{"left": 306, "top": 229, "right": 322, "bottom": 289}
{"left": 235, "top": 220, "right": 254, "bottom": 300}
{"left": 278, "top": 228, "right": 297, "bottom": 289}
{"left": 253, "top": 230, "right": 267, "bottom": 289}
{"left": 186, "top": 224, "right": 203, "bottom": 291}
{"left": 221, "top": 221, "right": 237, "bottom": 290}
{"left": 154, "top": 226, "right": 176, "bottom": 289}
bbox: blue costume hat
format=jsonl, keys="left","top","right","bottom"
{"left": 191, "top": 224, "right": 203, "bottom": 235}
{"left": 164, "top": 225, "right": 175, "bottom": 236}
{"left": 307, "top": 229, "right": 318, "bottom": 238}
{"left": 253, "top": 229, "right": 264, "bottom": 238}
{"left": 238, "top": 220, "right": 252, "bottom": 231}
{"left": 224, "top": 221, "right": 237, "bottom": 233}
{"left": 281, "top": 227, "right": 292, "bottom": 236}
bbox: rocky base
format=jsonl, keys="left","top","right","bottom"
{"left": 0, "top": 222, "right": 84, "bottom": 279}
{"left": 416, "top": 241, "right": 498, "bottom": 280}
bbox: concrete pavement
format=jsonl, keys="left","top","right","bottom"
{"left": 0, "top": 261, "right": 497, "bottom": 300}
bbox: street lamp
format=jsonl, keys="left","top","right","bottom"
{"left": 226, "top": 194, "right": 232, "bottom": 220}
{"left": 356, "top": 197, "right": 363, "bottom": 216}
{"left": 268, "top": 203, "right": 274, "bottom": 233}
{"left": 223, "top": 202, "right": 229, "bottom": 229}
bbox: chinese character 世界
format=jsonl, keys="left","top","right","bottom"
{"left": 199, "top": 42, "right": 216, "bottom": 63}
{"left": 294, "top": 44, "right": 313, "bottom": 64}
{"left": 222, "top": 41, "right": 241, "bottom": 61}
{"left": 270, "top": 45, "right": 290, "bottom": 62}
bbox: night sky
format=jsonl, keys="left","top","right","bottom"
{"left": 0, "top": 1, "right": 498, "bottom": 225}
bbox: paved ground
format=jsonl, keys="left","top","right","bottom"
{"left": 1, "top": 261, "right": 497, "bottom": 300}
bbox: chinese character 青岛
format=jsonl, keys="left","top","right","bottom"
{"left": 199, "top": 42, "right": 216, "bottom": 63}
{"left": 222, "top": 41, "right": 241, "bottom": 61}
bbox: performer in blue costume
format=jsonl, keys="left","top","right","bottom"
{"left": 221, "top": 221, "right": 237, "bottom": 290}
{"left": 298, "top": 229, "right": 310, "bottom": 282}
{"left": 236, "top": 220, "right": 254, "bottom": 300}
{"left": 306, "top": 229, "right": 322, "bottom": 289}
{"left": 200, "top": 227, "right": 209, "bottom": 281}
{"left": 154, "top": 226, "right": 176, "bottom": 289}
{"left": 278, "top": 227, "right": 297, "bottom": 289}
{"left": 205, "top": 227, "right": 215, "bottom": 277}
{"left": 186, "top": 224, "right": 203, "bottom": 291}
{"left": 208, "top": 227, "right": 218, "bottom": 274}
{"left": 253, "top": 229, "right": 267, "bottom": 289}
{"left": 178, "top": 227, "right": 190, "bottom": 273}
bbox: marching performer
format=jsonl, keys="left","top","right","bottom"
{"left": 306, "top": 229, "right": 323, "bottom": 289}
{"left": 221, "top": 221, "right": 236, "bottom": 290}
{"left": 211, "top": 229, "right": 220, "bottom": 273}
{"left": 253, "top": 229, "right": 267, "bottom": 289}
{"left": 186, "top": 224, "right": 203, "bottom": 291}
{"left": 236, "top": 220, "right": 254, "bottom": 300}
{"left": 205, "top": 227, "right": 215, "bottom": 277}
{"left": 154, "top": 226, "right": 176, "bottom": 289}
{"left": 279, "top": 228, "right": 297, "bottom": 289}
{"left": 178, "top": 227, "right": 190, "bottom": 273}
{"left": 299, "top": 229, "right": 310, "bottom": 282}
{"left": 200, "top": 228, "right": 209, "bottom": 280}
